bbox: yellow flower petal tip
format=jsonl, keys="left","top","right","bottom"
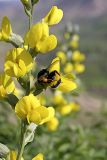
{"left": 44, "top": 6, "right": 63, "bottom": 26}
{"left": 56, "top": 51, "right": 66, "bottom": 64}
{"left": 0, "top": 16, "right": 12, "bottom": 41}
{"left": 47, "top": 117, "right": 59, "bottom": 131}
{"left": 0, "top": 73, "right": 16, "bottom": 99}
{"left": 58, "top": 75, "right": 77, "bottom": 93}
{"left": 48, "top": 57, "right": 60, "bottom": 73}
{"left": 15, "top": 94, "right": 55, "bottom": 125}
{"left": 32, "top": 153, "right": 44, "bottom": 160}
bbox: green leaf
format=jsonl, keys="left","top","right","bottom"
{"left": 6, "top": 94, "right": 19, "bottom": 108}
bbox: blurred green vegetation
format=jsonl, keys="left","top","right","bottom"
{"left": 0, "top": 102, "right": 107, "bottom": 160}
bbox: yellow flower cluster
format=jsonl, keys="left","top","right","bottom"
{"left": 25, "top": 6, "right": 63, "bottom": 54}
{"left": 72, "top": 50, "right": 85, "bottom": 73}
{"left": 15, "top": 94, "right": 55, "bottom": 125}
{"left": 4, "top": 48, "right": 33, "bottom": 77}
{"left": 57, "top": 50, "right": 85, "bottom": 74}
{"left": 52, "top": 91, "right": 80, "bottom": 116}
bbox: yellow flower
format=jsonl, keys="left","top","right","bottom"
{"left": 64, "top": 63, "right": 73, "bottom": 73}
{"left": 70, "top": 40, "right": 79, "bottom": 49}
{"left": 57, "top": 104, "right": 72, "bottom": 115}
{"left": 4, "top": 48, "right": 33, "bottom": 77}
{"left": 9, "top": 151, "right": 24, "bottom": 160}
{"left": 32, "top": 153, "right": 43, "bottom": 160}
{"left": 56, "top": 51, "right": 66, "bottom": 64}
{"left": 25, "top": 22, "right": 57, "bottom": 54}
{"left": 72, "top": 50, "right": 85, "bottom": 62}
{"left": 0, "top": 16, "right": 12, "bottom": 41}
{"left": 15, "top": 94, "right": 55, "bottom": 125}
{"left": 70, "top": 102, "right": 80, "bottom": 112}
{"left": 70, "top": 34, "right": 79, "bottom": 49}
{"left": 44, "top": 6, "right": 63, "bottom": 26}
{"left": 52, "top": 91, "right": 67, "bottom": 105}
{"left": 49, "top": 57, "right": 77, "bottom": 92}
{"left": 9, "top": 151, "right": 16, "bottom": 160}
{"left": 0, "top": 73, "right": 16, "bottom": 99}
{"left": 74, "top": 63, "right": 85, "bottom": 74}
{"left": 46, "top": 117, "right": 59, "bottom": 131}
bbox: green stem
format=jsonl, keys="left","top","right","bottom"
{"left": 17, "top": 121, "right": 26, "bottom": 160}
{"left": 29, "top": 5, "right": 33, "bottom": 30}
{"left": 29, "top": 15, "right": 32, "bottom": 30}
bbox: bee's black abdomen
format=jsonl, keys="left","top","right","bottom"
{"left": 51, "top": 79, "right": 61, "bottom": 88}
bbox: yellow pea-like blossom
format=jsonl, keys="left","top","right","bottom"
{"left": 0, "top": 73, "right": 16, "bottom": 99}
{"left": 57, "top": 104, "right": 72, "bottom": 115}
{"left": 25, "top": 22, "right": 57, "bottom": 54}
{"left": 9, "top": 151, "right": 17, "bottom": 160}
{"left": 15, "top": 94, "right": 55, "bottom": 125}
{"left": 58, "top": 74, "right": 77, "bottom": 93}
{"left": 32, "top": 153, "right": 43, "bottom": 160}
{"left": 52, "top": 91, "right": 67, "bottom": 105}
{"left": 64, "top": 63, "right": 73, "bottom": 73}
{"left": 74, "top": 63, "right": 85, "bottom": 74}
{"left": 4, "top": 48, "right": 33, "bottom": 77}
{"left": 0, "top": 16, "right": 12, "bottom": 41}
{"left": 44, "top": 6, "right": 63, "bottom": 26}
{"left": 9, "top": 151, "right": 24, "bottom": 160}
{"left": 56, "top": 51, "right": 66, "bottom": 64}
{"left": 47, "top": 57, "right": 77, "bottom": 92}
{"left": 70, "top": 39, "right": 79, "bottom": 49}
{"left": 70, "top": 102, "right": 80, "bottom": 112}
{"left": 72, "top": 50, "right": 85, "bottom": 62}
{"left": 46, "top": 117, "right": 59, "bottom": 131}
{"left": 70, "top": 34, "right": 79, "bottom": 49}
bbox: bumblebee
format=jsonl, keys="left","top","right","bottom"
{"left": 37, "top": 69, "right": 61, "bottom": 88}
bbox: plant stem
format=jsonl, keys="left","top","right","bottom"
{"left": 29, "top": 15, "right": 32, "bottom": 30}
{"left": 29, "top": 5, "right": 33, "bottom": 30}
{"left": 17, "top": 121, "right": 26, "bottom": 160}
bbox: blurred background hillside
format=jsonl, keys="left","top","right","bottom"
{"left": 0, "top": 0, "right": 107, "bottom": 96}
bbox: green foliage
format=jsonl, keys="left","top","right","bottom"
{"left": 1, "top": 103, "right": 107, "bottom": 160}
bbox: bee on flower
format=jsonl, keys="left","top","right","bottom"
{"left": 37, "top": 57, "right": 77, "bottom": 93}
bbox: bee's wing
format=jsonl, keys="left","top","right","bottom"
{"left": 47, "top": 57, "right": 60, "bottom": 73}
